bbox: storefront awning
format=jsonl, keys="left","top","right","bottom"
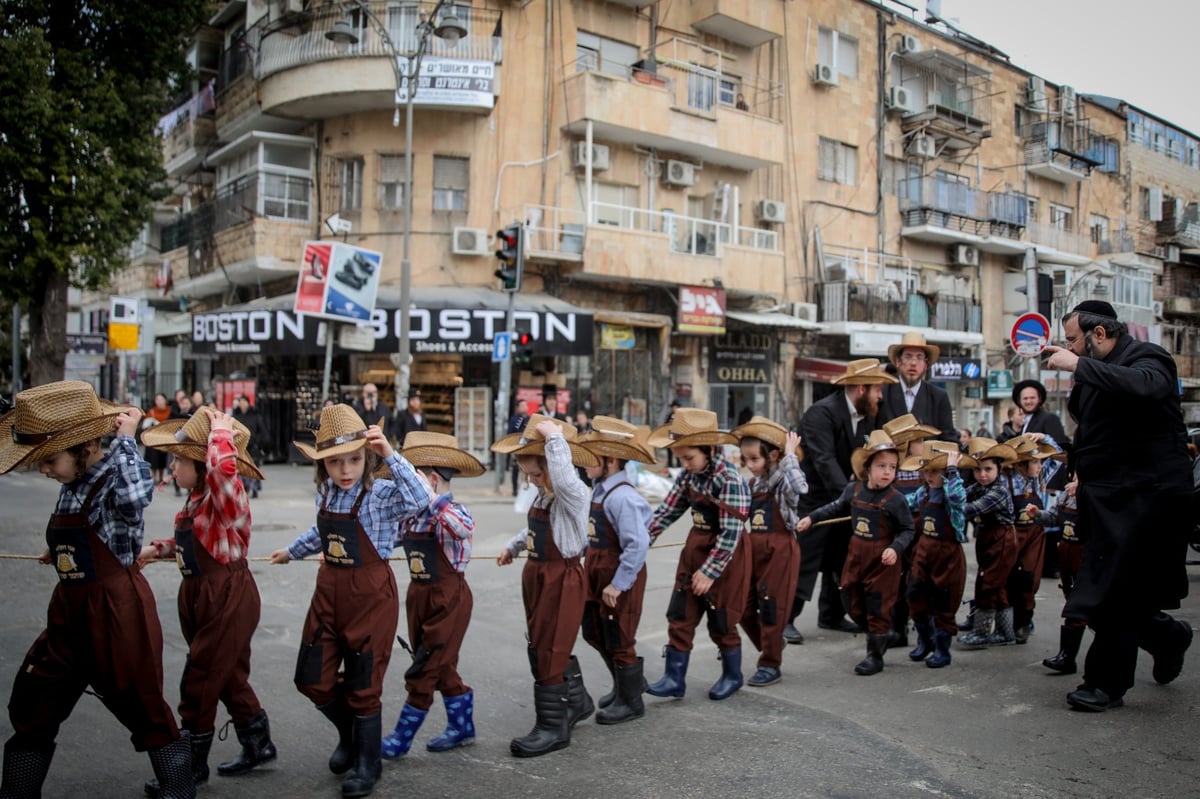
{"left": 726, "top": 309, "right": 822, "bottom": 331}
{"left": 592, "top": 310, "right": 674, "bottom": 329}
{"left": 793, "top": 356, "right": 851, "bottom": 383}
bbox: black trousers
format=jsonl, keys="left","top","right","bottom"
{"left": 1082, "top": 606, "right": 1180, "bottom": 699}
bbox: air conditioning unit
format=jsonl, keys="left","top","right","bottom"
{"left": 1026, "top": 76, "right": 1047, "bottom": 110}
{"left": 1152, "top": 300, "right": 1165, "bottom": 319}
{"left": 451, "top": 227, "right": 490, "bottom": 256}
{"left": 571, "top": 142, "right": 610, "bottom": 171}
{"left": 1060, "top": 85, "right": 1076, "bottom": 116}
{"left": 813, "top": 62, "right": 838, "bottom": 87}
{"left": 754, "top": 200, "right": 786, "bottom": 224}
{"left": 888, "top": 86, "right": 917, "bottom": 114}
{"left": 950, "top": 244, "right": 979, "bottom": 267}
{"left": 791, "top": 302, "right": 818, "bottom": 322}
{"left": 663, "top": 160, "right": 696, "bottom": 187}
{"left": 907, "top": 134, "right": 937, "bottom": 159}
{"left": 899, "top": 34, "right": 920, "bottom": 54}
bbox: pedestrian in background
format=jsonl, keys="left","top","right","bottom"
{"left": 232, "top": 395, "right": 267, "bottom": 498}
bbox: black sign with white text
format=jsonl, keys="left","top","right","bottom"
{"left": 929, "top": 357, "right": 983, "bottom": 382}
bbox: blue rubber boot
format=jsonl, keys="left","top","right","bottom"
{"left": 381, "top": 703, "right": 427, "bottom": 759}
{"left": 427, "top": 692, "right": 475, "bottom": 752}
{"left": 909, "top": 618, "right": 935, "bottom": 661}
{"left": 708, "top": 647, "right": 743, "bottom": 700}
{"left": 926, "top": 630, "right": 953, "bottom": 668}
{"left": 645, "top": 646, "right": 689, "bottom": 698}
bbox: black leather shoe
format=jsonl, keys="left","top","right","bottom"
{"left": 1067, "top": 685, "right": 1123, "bottom": 712}
{"left": 1152, "top": 620, "right": 1193, "bottom": 685}
{"left": 782, "top": 623, "right": 804, "bottom": 645}
{"left": 819, "top": 618, "right": 862, "bottom": 634}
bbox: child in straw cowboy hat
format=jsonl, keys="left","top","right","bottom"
{"left": 381, "top": 432, "right": 485, "bottom": 758}
{"left": 1000, "top": 433, "right": 1063, "bottom": 645}
{"left": 138, "top": 407, "right": 276, "bottom": 794}
{"left": 269, "top": 404, "right": 431, "bottom": 798}
{"left": 1033, "top": 483, "right": 1087, "bottom": 675}
{"left": 0, "top": 381, "right": 194, "bottom": 799}
{"left": 729, "top": 416, "right": 807, "bottom": 688}
{"left": 643, "top": 408, "right": 751, "bottom": 701}
{"left": 492, "top": 415, "right": 599, "bottom": 757}
{"left": 577, "top": 417, "right": 655, "bottom": 725}
{"left": 957, "top": 438, "right": 1021, "bottom": 650}
{"left": 798, "top": 430, "right": 915, "bottom": 675}
{"left": 900, "top": 441, "right": 976, "bottom": 668}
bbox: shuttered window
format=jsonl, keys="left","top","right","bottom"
{"left": 379, "top": 154, "right": 406, "bottom": 209}
{"left": 433, "top": 156, "right": 468, "bottom": 211}
{"left": 818, "top": 137, "right": 857, "bottom": 185}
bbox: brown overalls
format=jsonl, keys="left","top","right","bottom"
{"left": 173, "top": 511, "right": 264, "bottom": 732}
{"left": 738, "top": 486, "right": 800, "bottom": 669}
{"left": 1006, "top": 473, "right": 1046, "bottom": 627}
{"left": 400, "top": 516, "right": 472, "bottom": 710}
{"left": 665, "top": 488, "right": 750, "bottom": 652}
{"left": 521, "top": 504, "right": 586, "bottom": 685}
{"left": 972, "top": 513, "right": 1017, "bottom": 611}
{"left": 907, "top": 491, "right": 968, "bottom": 635}
{"left": 840, "top": 484, "right": 904, "bottom": 636}
{"left": 8, "top": 477, "right": 179, "bottom": 751}
{"left": 294, "top": 489, "right": 399, "bottom": 715}
{"left": 582, "top": 481, "right": 648, "bottom": 668}
{"left": 1056, "top": 501, "right": 1084, "bottom": 598}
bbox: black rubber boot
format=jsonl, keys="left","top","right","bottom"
{"left": 317, "top": 699, "right": 355, "bottom": 775}
{"left": 563, "top": 655, "right": 595, "bottom": 728}
{"left": 645, "top": 646, "right": 689, "bottom": 698}
{"left": 217, "top": 710, "right": 278, "bottom": 776}
{"left": 909, "top": 618, "right": 935, "bottom": 661}
{"left": 854, "top": 634, "right": 888, "bottom": 676}
{"left": 510, "top": 682, "right": 571, "bottom": 758}
{"left": 926, "top": 630, "right": 953, "bottom": 669}
{"left": 341, "top": 713, "right": 382, "bottom": 798}
{"left": 146, "top": 733, "right": 196, "bottom": 799}
{"left": 596, "top": 655, "right": 617, "bottom": 709}
{"left": 596, "top": 659, "right": 646, "bottom": 725}
{"left": 145, "top": 730, "right": 211, "bottom": 796}
{"left": 708, "top": 647, "right": 744, "bottom": 700}
{"left": 957, "top": 599, "right": 976, "bottom": 632}
{"left": 0, "top": 742, "right": 54, "bottom": 799}
{"left": 1043, "top": 625, "right": 1085, "bottom": 674}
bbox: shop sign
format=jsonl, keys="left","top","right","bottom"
{"left": 396, "top": 58, "right": 496, "bottom": 110}
{"left": 678, "top": 285, "right": 725, "bottom": 334}
{"left": 708, "top": 331, "right": 774, "bottom": 384}
{"left": 986, "top": 369, "right": 1014, "bottom": 399}
{"left": 294, "top": 241, "right": 382, "bottom": 323}
{"left": 929, "top": 358, "right": 983, "bottom": 382}
{"left": 191, "top": 306, "right": 594, "bottom": 356}
{"left": 600, "top": 324, "right": 636, "bottom": 350}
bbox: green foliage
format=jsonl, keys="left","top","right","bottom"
{"left": 0, "top": 0, "right": 211, "bottom": 301}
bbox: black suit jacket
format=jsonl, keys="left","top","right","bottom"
{"left": 798, "top": 391, "right": 873, "bottom": 511}
{"left": 876, "top": 381, "right": 957, "bottom": 442}
{"left": 394, "top": 409, "right": 428, "bottom": 446}
{"left": 353, "top": 400, "right": 392, "bottom": 430}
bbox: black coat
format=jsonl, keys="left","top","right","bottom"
{"left": 393, "top": 409, "right": 427, "bottom": 445}
{"left": 353, "top": 400, "right": 392, "bottom": 431}
{"left": 876, "top": 381, "right": 957, "bottom": 442}
{"left": 798, "top": 390, "right": 873, "bottom": 512}
{"left": 1063, "top": 334, "right": 1192, "bottom": 618}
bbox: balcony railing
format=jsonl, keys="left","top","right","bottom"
{"left": 649, "top": 37, "right": 783, "bottom": 122}
{"left": 1028, "top": 222, "right": 1092, "bottom": 257}
{"left": 820, "top": 281, "right": 981, "bottom": 332}
{"left": 160, "top": 174, "right": 310, "bottom": 254}
{"left": 899, "top": 177, "right": 1026, "bottom": 236}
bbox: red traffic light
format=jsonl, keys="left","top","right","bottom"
{"left": 516, "top": 330, "right": 532, "bottom": 346}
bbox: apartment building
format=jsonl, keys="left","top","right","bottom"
{"left": 83, "top": 0, "right": 1200, "bottom": 459}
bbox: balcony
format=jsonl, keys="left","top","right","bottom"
{"left": 562, "top": 40, "right": 784, "bottom": 171}
{"left": 1164, "top": 296, "right": 1200, "bottom": 317}
{"left": 520, "top": 203, "right": 782, "bottom": 295}
{"left": 894, "top": 50, "right": 992, "bottom": 150}
{"left": 1022, "top": 119, "right": 1103, "bottom": 184}
{"left": 158, "top": 82, "right": 217, "bottom": 174}
{"left": 689, "top": 0, "right": 783, "bottom": 48}
{"left": 899, "top": 177, "right": 1027, "bottom": 255}
{"left": 820, "top": 282, "right": 982, "bottom": 337}
{"left": 255, "top": 2, "right": 502, "bottom": 120}
{"left": 1158, "top": 202, "right": 1200, "bottom": 249}
{"left": 1027, "top": 222, "right": 1093, "bottom": 266}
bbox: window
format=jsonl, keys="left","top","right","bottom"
{"left": 718, "top": 76, "right": 740, "bottom": 107}
{"left": 1089, "top": 214, "right": 1109, "bottom": 244}
{"left": 340, "top": 158, "right": 363, "bottom": 211}
{"left": 818, "top": 27, "right": 858, "bottom": 79}
{"left": 214, "top": 137, "right": 312, "bottom": 223}
{"left": 1024, "top": 196, "right": 1039, "bottom": 224}
{"left": 1113, "top": 266, "right": 1152, "bottom": 308}
{"left": 687, "top": 64, "right": 717, "bottom": 111}
{"left": 1049, "top": 204, "right": 1072, "bottom": 231}
{"left": 591, "top": 182, "right": 636, "bottom": 227}
{"left": 1140, "top": 186, "right": 1152, "bottom": 220}
{"left": 432, "top": 156, "right": 468, "bottom": 211}
{"left": 883, "top": 156, "right": 919, "bottom": 197}
{"left": 576, "top": 32, "right": 639, "bottom": 78}
{"left": 818, "top": 137, "right": 857, "bottom": 185}
{"left": 379, "top": 154, "right": 406, "bottom": 210}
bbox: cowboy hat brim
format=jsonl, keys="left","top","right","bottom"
{"left": 900, "top": 452, "right": 978, "bottom": 472}
{"left": 888, "top": 341, "right": 941, "bottom": 364}
{"left": 151, "top": 442, "right": 265, "bottom": 481}
{"left": 0, "top": 402, "right": 124, "bottom": 476}
{"left": 730, "top": 419, "right": 788, "bottom": 450}
{"left": 645, "top": 424, "right": 738, "bottom": 449}
{"left": 400, "top": 445, "right": 487, "bottom": 478}
{"left": 887, "top": 424, "right": 942, "bottom": 445}
{"left": 831, "top": 371, "right": 899, "bottom": 386}
{"left": 491, "top": 433, "right": 599, "bottom": 468}
{"left": 969, "top": 443, "right": 1020, "bottom": 466}
{"left": 293, "top": 432, "right": 368, "bottom": 462}
{"left": 850, "top": 443, "right": 900, "bottom": 481}
{"left": 581, "top": 438, "right": 655, "bottom": 464}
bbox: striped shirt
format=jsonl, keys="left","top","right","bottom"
{"left": 649, "top": 450, "right": 750, "bottom": 580}
{"left": 54, "top": 435, "right": 155, "bottom": 567}
{"left": 399, "top": 492, "right": 475, "bottom": 573}
{"left": 287, "top": 452, "right": 432, "bottom": 561}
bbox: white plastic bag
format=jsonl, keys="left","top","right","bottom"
{"left": 513, "top": 482, "right": 538, "bottom": 514}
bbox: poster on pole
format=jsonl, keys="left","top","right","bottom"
{"left": 293, "top": 241, "right": 383, "bottom": 323}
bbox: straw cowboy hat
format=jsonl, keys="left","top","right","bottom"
{"left": 142, "top": 408, "right": 264, "bottom": 480}
{"left": 0, "top": 381, "right": 125, "bottom": 475}
{"left": 881, "top": 413, "right": 940, "bottom": 446}
{"left": 900, "top": 440, "right": 977, "bottom": 472}
{"left": 887, "top": 331, "right": 941, "bottom": 365}
{"left": 966, "top": 437, "right": 1019, "bottom": 467}
{"left": 850, "top": 429, "right": 900, "bottom": 481}
{"left": 491, "top": 413, "right": 599, "bottom": 468}
{"left": 647, "top": 408, "right": 737, "bottom": 449}
{"left": 1001, "top": 434, "right": 1060, "bottom": 463}
{"left": 731, "top": 415, "right": 803, "bottom": 462}
{"left": 400, "top": 431, "right": 486, "bottom": 478}
{"left": 581, "top": 416, "right": 655, "bottom": 464}
{"left": 829, "top": 359, "right": 899, "bottom": 386}
{"left": 294, "top": 404, "right": 371, "bottom": 461}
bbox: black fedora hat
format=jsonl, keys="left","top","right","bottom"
{"left": 1011, "top": 379, "right": 1046, "bottom": 407}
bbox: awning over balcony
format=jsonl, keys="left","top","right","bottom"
{"left": 726, "top": 309, "right": 821, "bottom": 331}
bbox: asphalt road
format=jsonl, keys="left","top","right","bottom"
{"left": 0, "top": 463, "right": 1197, "bottom": 799}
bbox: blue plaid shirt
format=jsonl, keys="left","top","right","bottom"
{"left": 906, "top": 467, "right": 969, "bottom": 542}
{"left": 53, "top": 435, "right": 154, "bottom": 567}
{"left": 288, "top": 453, "right": 432, "bottom": 560}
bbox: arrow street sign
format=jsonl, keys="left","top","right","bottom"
{"left": 324, "top": 213, "right": 353, "bottom": 236}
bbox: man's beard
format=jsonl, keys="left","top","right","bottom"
{"left": 901, "top": 374, "right": 921, "bottom": 389}
{"left": 854, "top": 392, "right": 879, "bottom": 418}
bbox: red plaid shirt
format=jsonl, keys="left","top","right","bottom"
{"left": 151, "top": 429, "right": 251, "bottom": 564}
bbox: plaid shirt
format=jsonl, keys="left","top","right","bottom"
{"left": 288, "top": 452, "right": 432, "bottom": 561}
{"left": 399, "top": 492, "right": 475, "bottom": 573}
{"left": 964, "top": 480, "right": 1015, "bottom": 526}
{"left": 54, "top": 435, "right": 154, "bottom": 567}
{"left": 906, "top": 467, "right": 969, "bottom": 542}
{"left": 150, "top": 429, "right": 249, "bottom": 564}
{"left": 649, "top": 450, "right": 750, "bottom": 580}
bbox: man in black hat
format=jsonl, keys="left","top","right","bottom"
{"left": 540, "top": 384, "right": 570, "bottom": 423}
{"left": 1043, "top": 300, "right": 1193, "bottom": 712}
{"left": 394, "top": 387, "right": 427, "bottom": 446}
{"left": 1012, "top": 378, "right": 1071, "bottom": 472}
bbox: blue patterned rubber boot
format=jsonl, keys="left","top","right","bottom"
{"left": 427, "top": 691, "right": 476, "bottom": 752}
{"left": 381, "top": 704, "right": 427, "bottom": 759}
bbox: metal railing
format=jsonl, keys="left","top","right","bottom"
{"left": 899, "top": 177, "right": 1026, "bottom": 235}
{"left": 1028, "top": 222, "right": 1091, "bottom": 257}
{"left": 160, "top": 174, "right": 310, "bottom": 252}
{"left": 820, "top": 281, "right": 981, "bottom": 332}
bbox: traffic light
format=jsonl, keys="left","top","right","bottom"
{"left": 514, "top": 329, "right": 535, "bottom": 368}
{"left": 494, "top": 221, "right": 523, "bottom": 292}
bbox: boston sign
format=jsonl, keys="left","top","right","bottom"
{"left": 192, "top": 306, "right": 594, "bottom": 356}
